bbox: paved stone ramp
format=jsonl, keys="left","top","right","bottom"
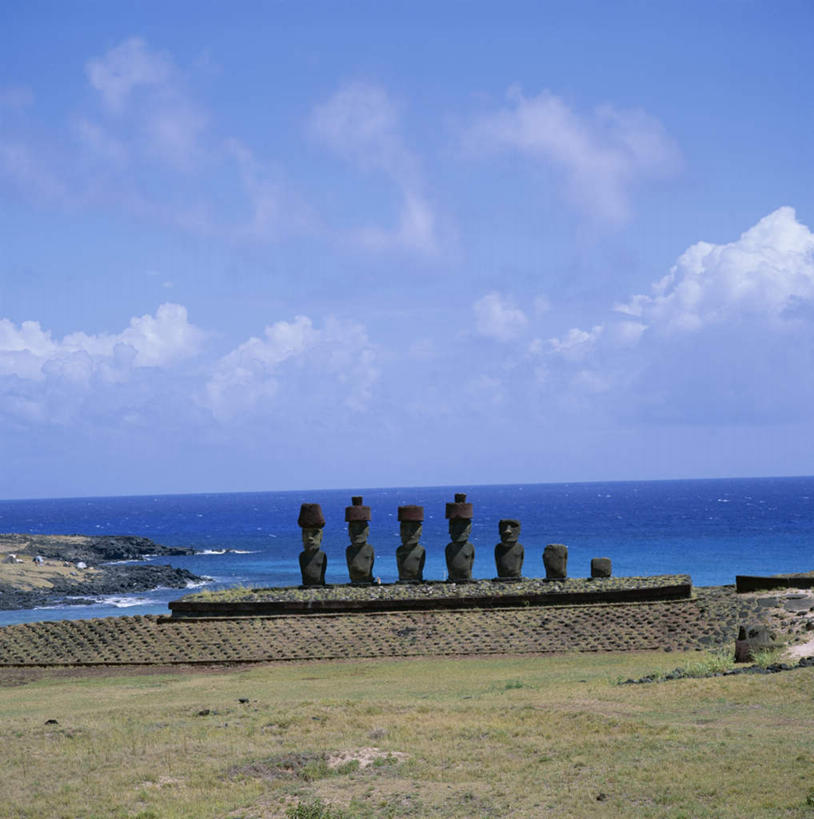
{"left": 0, "top": 589, "right": 773, "bottom": 666}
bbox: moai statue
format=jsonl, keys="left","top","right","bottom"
{"left": 298, "top": 503, "right": 327, "bottom": 586}
{"left": 345, "top": 496, "right": 374, "bottom": 585}
{"left": 590, "top": 557, "right": 612, "bottom": 578}
{"left": 445, "top": 492, "right": 475, "bottom": 582}
{"left": 494, "top": 518, "right": 524, "bottom": 580}
{"left": 543, "top": 543, "right": 568, "bottom": 580}
{"left": 396, "top": 505, "right": 425, "bottom": 583}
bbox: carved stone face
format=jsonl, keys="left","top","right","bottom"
{"left": 400, "top": 520, "right": 422, "bottom": 546}
{"left": 499, "top": 521, "right": 521, "bottom": 543}
{"left": 301, "top": 527, "right": 323, "bottom": 550}
{"left": 348, "top": 520, "right": 369, "bottom": 546}
{"left": 448, "top": 518, "right": 472, "bottom": 543}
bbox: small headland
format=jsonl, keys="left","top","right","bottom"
{"left": 0, "top": 533, "right": 202, "bottom": 610}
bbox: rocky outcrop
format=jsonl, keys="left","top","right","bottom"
{"left": 0, "top": 533, "right": 203, "bottom": 610}
{"left": 0, "top": 533, "right": 193, "bottom": 562}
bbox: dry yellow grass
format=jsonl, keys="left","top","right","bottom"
{"left": 0, "top": 651, "right": 812, "bottom": 817}
{"left": 0, "top": 557, "right": 102, "bottom": 591}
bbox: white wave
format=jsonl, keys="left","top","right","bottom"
{"left": 94, "top": 595, "right": 159, "bottom": 608}
{"left": 185, "top": 578, "right": 212, "bottom": 589}
{"left": 197, "top": 548, "right": 257, "bottom": 555}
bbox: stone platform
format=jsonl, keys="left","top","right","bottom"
{"left": 170, "top": 575, "right": 692, "bottom": 618}
{"left": 0, "top": 586, "right": 785, "bottom": 667}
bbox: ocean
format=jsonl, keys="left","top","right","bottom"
{"left": 1, "top": 476, "right": 812, "bottom": 626}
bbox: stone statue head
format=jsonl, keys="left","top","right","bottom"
{"left": 499, "top": 518, "right": 521, "bottom": 544}
{"left": 301, "top": 527, "right": 323, "bottom": 550}
{"left": 445, "top": 492, "right": 473, "bottom": 542}
{"left": 298, "top": 503, "right": 325, "bottom": 551}
{"left": 400, "top": 520, "right": 422, "bottom": 546}
{"left": 348, "top": 520, "right": 370, "bottom": 546}
{"left": 397, "top": 505, "right": 424, "bottom": 546}
{"left": 345, "top": 496, "right": 371, "bottom": 546}
{"left": 448, "top": 517, "right": 472, "bottom": 543}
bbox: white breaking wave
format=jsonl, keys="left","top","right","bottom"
{"left": 197, "top": 548, "right": 258, "bottom": 555}
{"left": 185, "top": 579, "right": 212, "bottom": 589}
{"left": 94, "top": 595, "right": 160, "bottom": 608}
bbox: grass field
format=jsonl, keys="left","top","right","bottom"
{"left": 1, "top": 651, "right": 812, "bottom": 818}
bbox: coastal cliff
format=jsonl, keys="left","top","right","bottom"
{"left": 0, "top": 534, "right": 204, "bottom": 610}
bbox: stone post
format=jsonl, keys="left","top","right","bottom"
{"left": 543, "top": 543, "right": 568, "bottom": 580}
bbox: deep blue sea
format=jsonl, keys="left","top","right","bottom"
{"left": 1, "top": 476, "right": 813, "bottom": 626}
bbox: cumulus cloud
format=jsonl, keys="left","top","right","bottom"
{"left": 205, "top": 315, "right": 378, "bottom": 421}
{"left": 0, "top": 303, "right": 204, "bottom": 383}
{"left": 473, "top": 291, "right": 528, "bottom": 341}
{"left": 525, "top": 207, "right": 814, "bottom": 423}
{"left": 464, "top": 87, "right": 679, "bottom": 225}
{"left": 309, "top": 82, "right": 438, "bottom": 254}
{"left": 615, "top": 207, "right": 814, "bottom": 332}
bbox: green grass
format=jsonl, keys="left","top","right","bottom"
{"left": 0, "top": 652, "right": 813, "bottom": 817}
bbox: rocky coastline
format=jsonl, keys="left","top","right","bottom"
{"left": 0, "top": 534, "right": 204, "bottom": 611}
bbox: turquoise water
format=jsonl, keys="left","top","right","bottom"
{"left": 1, "top": 476, "right": 812, "bottom": 625}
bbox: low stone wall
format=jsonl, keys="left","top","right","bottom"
{"left": 0, "top": 587, "right": 779, "bottom": 667}
{"left": 736, "top": 573, "right": 814, "bottom": 592}
{"left": 172, "top": 575, "right": 691, "bottom": 618}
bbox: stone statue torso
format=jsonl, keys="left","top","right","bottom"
{"left": 299, "top": 548, "right": 327, "bottom": 586}
{"left": 396, "top": 543, "right": 425, "bottom": 582}
{"left": 445, "top": 541, "right": 474, "bottom": 582}
{"left": 346, "top": 542, "right": 374, "bottom": 584}
{"left": 494, "top": 541, "right": 524, "bottom": 579}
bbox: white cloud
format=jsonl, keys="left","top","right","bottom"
{"left": 205, "top": 315, "right": 378, "bottom": 421}
{"left": 86, "top": 38, "right": 172, "bottom": 112}
{"left": 473, "top": 291, "right": 528, "bottom": 341}
{"left": 226, "top": 139, "right": 314, "bottom": 242}
{"left": 309, "top": 82, "right": 438, "bottom": 254}
{"left": 519, "top": 207, "right": 814, "bottom": 423}
{"left": 465, "top": 87, "right": 679, "bottom": 225}
{"left": 84, "top": 38, "right": 207, "bottom": 169}
{"left": 0, "top": 303, "right": 204, "bottom": 382}
{"left": 547, "top": 326, "right": 603, "bottom": 359}
{"left": 615, "top": 207, "right": 814, "bottom": 332}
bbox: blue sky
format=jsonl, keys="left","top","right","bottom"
{"left": 2, "top": 0, "right": 814, "bottom": 499}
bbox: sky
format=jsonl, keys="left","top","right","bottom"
{"left": 1, "top": 0, "right": 814, "bottom": 499}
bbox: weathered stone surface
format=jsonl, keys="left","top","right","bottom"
{"left": 298, "top": 503, "right": 326, "bottom": 528}
{"left": 298, "top": 503, "right": 327, "bottom": 586}
{"left": 444, "top": 493, "right": 475, "bottom": 581}
{"left": 345, "top": 497, "right": 374, "bottom": 583}
{"left": 543, "top": 543, "right": 568, "bottom": 580}
{"left": 396, "top": 510, "right": 425, "bottom": 582}
{"left": 346, "top": 534, "right": 374, "bottom": 585}
{"left": 344, "top": 496, "right": 371, "bottom": 522}
{"left": 1, "top": 585, "right": 788, "bottom": 666}
{"left": 445, "top": 515, "right": 474, "bottom": 582}
{"left": 734, "top": 623, "right": 775, "bottom": 663}
{"left": 591, "top": 557, "right": 612, "bottom": 578}
{"left": 299, "top": 541, "right": 327, "bottom": 587}
{"left": 494, "top": 519, "right": 524, "bottom": 579}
